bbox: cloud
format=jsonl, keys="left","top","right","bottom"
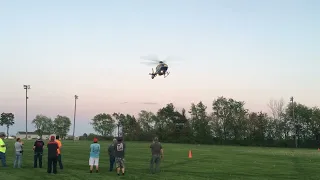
{"left": 119, "top": 102, "right": 158, "bottom": 105}
{"left": 141, "top": 102, "right": 158, "bottom": 105}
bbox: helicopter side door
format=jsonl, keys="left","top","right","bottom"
{"left": 155, "top": 64, "right": 161, "bottom": 73}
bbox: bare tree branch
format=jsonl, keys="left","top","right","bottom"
{"left": 267, "top": 98, "right": 285, "bottom": 120}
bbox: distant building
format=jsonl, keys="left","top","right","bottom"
{"left": 65, "top": 135, "right": 73, "bottom": 140}
{"left": 16, "top": 131, "right": 51, "bottom": 140}
{"left": 65, "top": 135, "right": 79, "bottom": 140}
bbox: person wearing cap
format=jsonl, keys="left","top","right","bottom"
{"left": 0, "top": 133, "right": 7, "bottom": 167}
{"left": 149, "top": 137, "right": 163, "bottom": 174}
{"left": 108, "top": 138, "right": 117, "bottom": 171}
{"left": 33, "top": 136, "right": 44, "bottom": 168}
{"left": 14, "top": 138, "right": 23, "bottom": 168}
{"left": 47, "top": 135, "right": 59, "bottom": 174}
{"left": 89, "top": 137, "right": 100, "bottom": 173}
{"left": 114, "top": 137, "right": 126, "bottom": 176}
{"left": 55, "top": 135, "right": 63, "bottom": 170}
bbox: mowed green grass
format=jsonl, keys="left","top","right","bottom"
{"left": 1, "top": 140, "right": 320, "bottom": 180}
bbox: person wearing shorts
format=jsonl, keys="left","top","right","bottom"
{"left": 89, "top": 137, "right": 100, "bottom": 173}
{"left": 114, "top": 137, "right": 126, "bottom": 176}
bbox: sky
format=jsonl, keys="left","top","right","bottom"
{"left": 0, "top": 0, "right": 319, "bottom": 136}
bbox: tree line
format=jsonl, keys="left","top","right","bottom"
{"left": 2, "top": 96, "right": 320, "bottom": 148}
{"left": 89, "top": 96, "right": 320, "bottom": 148}
{"left": 31, "top": 115, "right": 72, "bottom": 139}
{"left": 0, "top": 113, "right": 72, "bottom": 139}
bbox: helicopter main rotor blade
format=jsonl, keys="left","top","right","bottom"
{"left": 140, "top": 55, "right": 161, "bottom": 62}
{"left": 140, "top": 62, "right": 158, "bottom": 66}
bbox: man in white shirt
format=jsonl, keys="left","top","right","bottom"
{"left": 14, "top": 138, "right": 23, "bottom": 168}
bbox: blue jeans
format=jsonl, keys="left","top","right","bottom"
{"left": 34, "top": 152, "right": 43, "bottom": 168}
{"left": 0, "top": 152, "right": 7, "bottom": 167}
{"left": 14, "top": 152, "right": 22, "bottom": 168}
{"left": 58, "top": 154, "right": 63, "bottom": 169}
{"left": 109, "top": 156, "right": 115, "bottom": 171}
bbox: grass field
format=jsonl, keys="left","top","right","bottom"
{"left": 0, "top": 140, "right": 319, "bottom": 180}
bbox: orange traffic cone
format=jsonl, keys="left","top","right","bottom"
{"left": 188, "top": 150, "right": 192, "bottom": 158}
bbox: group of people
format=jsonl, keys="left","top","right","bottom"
{"left": 0, "top": 132, "right": 164, "bottom": 175}
{"left": 0, "top": 132, "right": 63, "bottom": 173}
{"left": 92, "top": 136, "right": 164, "bottom": 175}
{"left": 90, "top": 136, "right": 127, "bottom": 175}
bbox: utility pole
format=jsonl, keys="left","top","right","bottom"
{"left": 23, "top": 85, "right": 30, "bottom": 140}
{"left": 72, "top": 95, "right": 78, "bottom": 141}
{"left": 290, "top": 96, "right": 297, "bottom": 148}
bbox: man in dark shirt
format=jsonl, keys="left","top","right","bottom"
{"left": 47, "top": 136, "right": 59, "bottom": 174}
{"left": 33, "top": 136, "right": 44, "bottom": 168}
{"left": 149, "top": 137, "right": 163, "bottom": 174}
{"left": 108, "top": 138, "right": 117, "bottom": 172}
{"left": 114, "top": 137, "right": 126, "bottom": 176}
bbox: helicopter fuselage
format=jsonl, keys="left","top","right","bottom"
{"left": 155, "top": 63, "right": 168, "bottom": 75}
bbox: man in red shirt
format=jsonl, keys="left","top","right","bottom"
{"left": 47, "top": 136, "right": 59, "bottom": 174}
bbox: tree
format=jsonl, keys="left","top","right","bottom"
{"left": 310, "top": 107, "right": 320, "bottom": 140}
{"left": 53, "top": 115, "right": 71, "bottom": 139}
{"left": 113, "top": 113, "right": 126, "bottom": 137}
{"left": 137, "top": 110, "right": 157, "bottom": 141}
{"left": 0, "top": 113, "right": 14, "bottom": 138}
{"left": 32, "top": 114, "right": 54, "bottom": 137}
{"left": 123, "top": 114, "right": 141, "bottom": 140}
{"left": 267, "top": 98, "right": 285, "bottom": 120}
{"left": 82, "top": 133, "right": 88, "bottom": 140}
{"left": 138, "top": 110, "right": 156, "bottom": 133}
{"left": 247, "top": 112, "right": 269, "bottom": 142}
{"left": 267, "top": 98, "right": 288, "bottom": 140}
{"left": 79, "top": 133, "right": 88, "bottom": 140}
{"left": 90, "top": 113, "right": 115, "bottom": 136}
{"left": 155, "top": 103, "right": 183, "bottom": 142}
{"left": 176, "top": 108, "right": 193, "bottom": 143}
{"left": 189, "top": 101, "right": 212, "bottom": 143}
{"left": 212, "top": 97, "right": 248, "bottom": 141}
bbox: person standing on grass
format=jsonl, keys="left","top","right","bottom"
{"left": 55, "top": 135, "right": 63, "bottom": 170}
{"left": 114, "top": 137, "right": 126, "bottom": 176}
{"left": 0, "top": 133, "right": 7, "bottom": 167}
{"left": 149, "top": 137, "right": 163, "bottom": 174}
{"left": 89, "top": 137, "right": 100, "bottom": 173}
{"left": 33, "top": 136, "right": 44, "bottom": 168}
{"left": 108, "top": 138, "right": 117, "bottom": 171}
{"left": 47, "top": 136, "right": 59, "bottom": 174}
{"left": 14, "top": 138, "right": 23, "bottom": 168}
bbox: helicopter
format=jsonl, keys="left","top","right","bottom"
{"left": 141, "top": 55, "right": 171, "bottom": 79}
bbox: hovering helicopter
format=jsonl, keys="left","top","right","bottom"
{"left": 141, "top": 55, "right": 171, "bottom": 79}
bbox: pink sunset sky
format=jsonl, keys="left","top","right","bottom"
{"left": 0, "top": 0, "right": 319, "bottom": 135}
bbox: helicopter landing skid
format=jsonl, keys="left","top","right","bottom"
{"left": 164, "top": 71, "right": 170, "bottom": 78}
{"left": 149, "top": 73, "right": 156, "bottom": 79}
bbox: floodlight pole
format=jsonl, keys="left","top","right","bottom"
{"left": 23, "top": 85, "right": 30, "bottom": 140}
{"left": 73, "top": 95, "right": 78, "bottom": 141}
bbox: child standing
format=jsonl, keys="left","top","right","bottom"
{"left": 89, "top": 137, "right": 100, "bottom": 173}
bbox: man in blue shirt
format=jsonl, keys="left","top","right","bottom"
{"left": 89, "top": 137, "right": 100, "bottom": 173}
